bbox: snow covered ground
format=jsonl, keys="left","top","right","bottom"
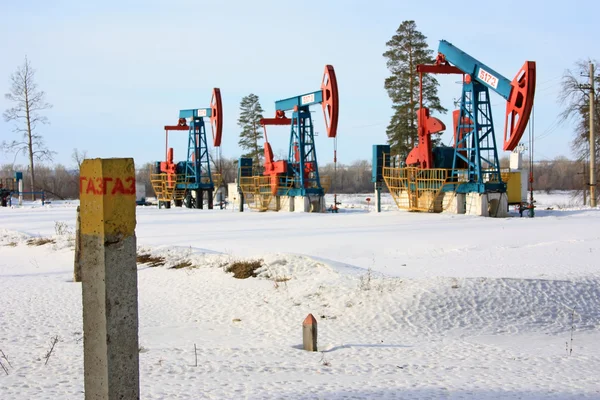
{"left": 1, "top": 191, "right": 599, "bottom": 399}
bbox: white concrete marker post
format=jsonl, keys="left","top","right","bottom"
{"left": 18, "top": 178, "right": 23, "bottom": 206}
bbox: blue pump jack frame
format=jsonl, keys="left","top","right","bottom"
{"left": 178, "top": 115, "right": 213, "bottom": 191}
{"left": 285, "top": 106, "right": 324, "bottom": 197}
{"left": 436, "top": 40, "right": 508, "bottom": 194}
{"left": 443, "top": 81, "right": 505, "bottom": 194}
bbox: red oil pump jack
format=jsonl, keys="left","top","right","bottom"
{"left": 406, "top": 40, "right": 536, "bottom": 194}
{"left": 156, "top": 88, "right": 223, "bottom": 208}
{"left": 258, "top": 65, "right": 339, "bottom": 201}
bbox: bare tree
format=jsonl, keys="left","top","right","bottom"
{"left": 558, "top": 59, "right": 600, "bottom": 161}
{"left": 2, "top": 57, "right": 54, "bottom": 199}
{"left": 136, "top": 162, "right": 155, "bottom": 200}
{"left": 72, "top": 148, "right": 87, "bottom": 170}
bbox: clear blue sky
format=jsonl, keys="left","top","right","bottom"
{"left": 1, "top": 0, "right": 598, "bottom": 170}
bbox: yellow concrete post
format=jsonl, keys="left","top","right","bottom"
{"left": 79, "top": 158, "right": 139, "bottom": 400}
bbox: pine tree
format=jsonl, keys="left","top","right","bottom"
{"left": 237, "top": 94, "right": 265, "bottom": 167}
{"left": 383, "top": 20, "right": 446, "bottom": 160}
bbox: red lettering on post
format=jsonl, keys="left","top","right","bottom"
{"left": 86, "top": 178, "right": 97, "bottom": 195}
{"left": 102, "top": 177, "right": 113, "bottom": 195}
{"left": 96, "top": 177, "right": 104, "bottom": 195}
{"left": 112, "top": 178, "right": 125, "bottom": 195}
{"left": 79, "top": 176, "right": 136, "bottom": 195}
{"left": 125, "top": 177, "right": 136, "bottom": 195}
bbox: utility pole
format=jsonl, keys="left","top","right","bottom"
{"left": 578, "top": 162, "right": 587, "bottom": 206}
{"left": 590, "top": 63, "right": 597, "bottom": 207}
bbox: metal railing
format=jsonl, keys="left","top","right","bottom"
{"left": 381, "top": 152, "right": 470, "bottom": 212}
{"left": 238, "top": 175, "right": 296, "bottom": 211}
{"left": 382, "top": 166, "right": 453, "bottom": 211}
{"left": 150, "top": 173, "right": 188, "bottom": 202}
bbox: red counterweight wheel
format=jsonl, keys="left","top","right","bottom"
{"left": 210, "top": 88, "right": 223, "bottom": 147}
{"left": 321, "top": 65, "right": 339, "bottom": 138}
{"left": 503, "top": 61, "right": 536, "bottom": 151}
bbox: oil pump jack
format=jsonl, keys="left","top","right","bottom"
{"left": 408, "top": 40, "right": 536, "bottom": 193}
{"left": 154, "top": 88, "right": 223, "bottom": 209}
{"left": 374, "top": 40, "right": 536, "bottom": 216}
{"left": 237, "top": 65, "right": 339, "bottom": 212}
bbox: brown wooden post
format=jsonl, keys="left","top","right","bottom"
{"left": 303, "top": 314, "right": 317, "bottom": 351}
{"left": 73, "top": 205, "right": 82, "bottom": 282}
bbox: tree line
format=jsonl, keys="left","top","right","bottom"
{"left": 0, "top": 156, "right": 590, "bottom": 200}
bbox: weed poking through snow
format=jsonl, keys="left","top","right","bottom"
{"left": 226, "top": 259, "right": 263, "bottom": 279}
{"left": 320, "top": 352, "right": 331, "bottom": 367}
{"left": 359, "top": 267, "right": 373, "bottom": 291}
{"left": 566, "top": 308, "right": 576, "bottom": 356}
{"left": 193, "top": 344, "right": 198, "bottom": 367}
{"left": 0, "top": 349, "right": 11, "bottom": 375}
{"left": 27, "top": 237, "right": 55, "bottom": 246}
{"left": 54, "top": 221, "right": 72, "bottom": 236}
{"left": 170, "top": 260, "right": 194, "bottom": 270}
{"left": 136, "top": 253, "right": 166, "bottom": 268}
{"left": 44, "top": 336, "right": 60, "bottom": 366}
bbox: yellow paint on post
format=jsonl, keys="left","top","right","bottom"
{"left": 80, "top": 158, "right": 137, "bottom": 237}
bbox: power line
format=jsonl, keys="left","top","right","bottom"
{"left": 343, "top": 121, "right": 387, "bottom": 131}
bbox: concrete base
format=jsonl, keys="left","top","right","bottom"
{"left": 399, "top": 191, "right": 410, "bottom": 209}
{"left": 313, "top": 196, "right": 326, "bottom": 213}
{"left": 393, "top": 191, "right": 439, "bottom": 212}
{"left": 227, "top": 182, "right": 243, "bottom": 211}
{"left": 278, "top": 196, "right": 294, "bottom": 212}
{"left": 440, "top": 192, "right": 466, "bottom": 214}
{"left": 374, "top": 183, "right": 382, "bottom": 212}
{"left": 465, "top": 192, "right": 508, "bottom": 217}
{"left": 293, "top": 195, "right": 325, "bottom": 213}
{"left": 418, "top": 191, "right": 438, "bottom": 211}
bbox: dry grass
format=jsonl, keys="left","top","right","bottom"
{"left": 226, "top": 259, "right": 263, "bottom": 279}
{"left": 4, "top": 242, "right": 18, "bottom": 247}
{"left": 136, "top": 253, "right": 166, "bottom": 267}
{"left": 26, "top": 238, "right": 56, "bottom": 246}
{"left": 274, "top": 276, "right": 291, "bottom": 283}
{"left": 170, "top": 260, "right": 194, "bottom": 270}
